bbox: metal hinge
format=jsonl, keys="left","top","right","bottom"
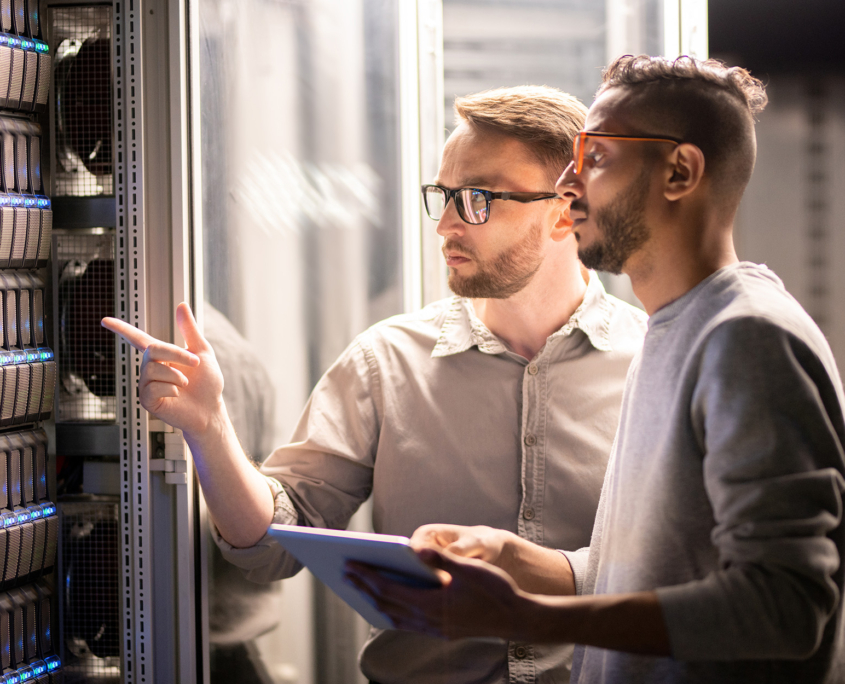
{"left": 150, "top": 421, "right": 188, "bottom": 485}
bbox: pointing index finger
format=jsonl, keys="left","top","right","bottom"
{"left": 101, "top": 317, "right": 201, "bottom": 367}
{"left": 101, "top": 317, "right": 156, "bottom": 352}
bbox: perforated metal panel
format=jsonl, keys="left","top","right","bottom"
{"left": 115, "top": 0, "right": 153, "bottom": 678}
{"left": 59, "top": 500, "right": 120, "bottom": 683}
{"left": 50, "top": 5, "right": 113, "bottom": 197}
{"left": 54, "top": 231, "right": 115, "bottom": 422}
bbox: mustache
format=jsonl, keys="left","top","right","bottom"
{"left": 570, "top": 200, "right": 589, "bottom": 215}
{"left": 442, "top": 240, "right": 477, "bottom": 258}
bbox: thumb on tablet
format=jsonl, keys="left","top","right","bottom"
{"left": 417, "top": 548, "right": 454, "bottom": 586}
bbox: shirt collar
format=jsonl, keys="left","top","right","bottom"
{"left": 431, "top": 271, "right": 615, "bottom": 358}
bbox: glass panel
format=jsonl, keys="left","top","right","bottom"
{"left": 443, "top": 0, "right": 665, "bottom": 305}
{"left": 198, "top": 1, "right": 403, "bottom": 682}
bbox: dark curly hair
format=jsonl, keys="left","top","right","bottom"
{"left": 598, "top": 55, "right": 768, "bottom": 202}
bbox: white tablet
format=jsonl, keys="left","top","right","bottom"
{"left": 267, "top": 524, "right": 441, "bottom": 629}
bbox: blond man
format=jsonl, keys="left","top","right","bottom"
{"left": 104, "top": 86, "right": 647, "bottom": 684}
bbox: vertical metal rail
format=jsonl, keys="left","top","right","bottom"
{"left": 184, "top": 0, "right": 208, "bottom": 674}
{"left": 167, "top": 0, "right": 201, "bottom": 679}
{"left": 115, "top": 0, "right": 153, "bottom": 682}
{"left": 401, "top": 0, "right": 447, "bottom": 312}
{"left": 399, "top": 0, "right": 423, "bottom": 314}
{"left": 417, "top": 0, "right": 447, "bottom": 307}
{"left": 663, "top": 0, "right": 708, "bottom": 58}
{"left": 806, "top": 79, "right": 829, "bottom": 332}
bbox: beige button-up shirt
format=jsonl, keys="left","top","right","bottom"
{"left": 215, "top": 272, "right": 647, "bottom": 684}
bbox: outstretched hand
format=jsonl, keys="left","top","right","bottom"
{"left": 345, "top": 547, "right": 534, "bottom": 641}
{"left": 101, "top": 303, "right": 225, "bottom": 437}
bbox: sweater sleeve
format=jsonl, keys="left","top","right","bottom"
{"left": 657, "top": 316, "right": 845, "bottom": 661}
{"left": 211, "top": 336, "right": 382, "bottom": 582}
{"left": 560, "top": 548, "right": 590, "bottom": 596}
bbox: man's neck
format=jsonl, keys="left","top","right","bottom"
{"left": 472, "top": 264, "right": 589, "bottom": 361}
{"left": 628, "top": 215, "right": 738, "bottom": 315}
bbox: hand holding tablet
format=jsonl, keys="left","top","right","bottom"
{"left": 267, "top": 524, "right": 441, "bottom": 629}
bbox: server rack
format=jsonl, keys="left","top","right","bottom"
{"left": 0, "top": 1, "right": 62, "bottom": 683}
{"left": 47, "top": 0, "right": 446, "bottom": 681}
{"left": 49, "top": 0, "right": 199, "bottom": 681}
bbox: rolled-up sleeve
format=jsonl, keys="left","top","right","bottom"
{"left": 560, "top": 547, "right": 590, "bottom": 596}
{"left": 211, "top": 336, "right": 382, "bottom": 582}
{"left": 212, "top": 476, "right": 304, "bottom": 581}
{"left": 657, "top": 317, "right": 845, "bottom": 661}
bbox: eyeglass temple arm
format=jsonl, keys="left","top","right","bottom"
{"left": 497, "top": 192, "right": 561, "bottom": 202}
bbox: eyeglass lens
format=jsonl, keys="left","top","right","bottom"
{"left": 574, "top": 134, "right": 586, "bottom": 174}
{"left": 423, "top": 186, "right": 447, "bottom": 220}
{"left": 423, "top": 186, "right": 489, "bottom": 224}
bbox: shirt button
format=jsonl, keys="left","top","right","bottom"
{"left": 524, "top": 434, "right": 536, "bottom": 446}
{"left": 514, "top": 645, "right": 528, "bottom": 659}
{"left": 527, "top": 363, "right": 539, "bottom": 375}
{"left": 523, "top": 507, "right": 535, "bottom": 520}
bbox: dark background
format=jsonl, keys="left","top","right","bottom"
{"left": 709, "top": 0, "right": 845, "bottom": 75}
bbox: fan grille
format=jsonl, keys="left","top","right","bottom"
{"left": 55, "top": 231, "right": 115, "bottom": 422}
{"left": 50, "top": 6, "right": 113, "bottom": 197}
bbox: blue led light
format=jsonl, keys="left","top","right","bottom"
{"left": 16, "top": 511, "right": 29, "bottom": 524}
{"left": 10, "top": 196, "right": 22, "bottom": 206}
{"left": 17, "top": 667, "right": 33, "bottom": 682}
{"left": 0, "top": 195, "right": 10, "bottom": 206}
{"left": 37, "top": 198, "right": 50, "bottom": 208}
{"left": 29, "top": 509, "right": 41, "bottom": 520}
{"left": 35, "top": 42, "right": 48, "bottom": 53}
{"left": 0, "top": 36, "right": 7, "bottom": 45}
{"left": 6, "top": 673, "right": 20, "bottom": 684}
{"left": 8, "top": 38, "right": 19, "bottom": 48}
{"left": 45, "top": 656, "right": 61, "bottom": 670}
{"left": 31, "top": 663, "right": 45, "bottom": 676}
{"left": 20, "top": 40, "right": 32, "bottom": 50}
{"left": 24, "top": 197, "right": 35, "bottom": 207}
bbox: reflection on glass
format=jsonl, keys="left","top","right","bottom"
{"left": 199, "top": 1, "right": 402, "bottom": 682}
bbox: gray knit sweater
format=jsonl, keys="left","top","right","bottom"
{"left": 565, "top": 262, "right": 845, "bottom": 683}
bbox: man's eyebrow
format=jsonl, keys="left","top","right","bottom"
{"left": 432, "top": 176, "right": 500, "bottom": 188}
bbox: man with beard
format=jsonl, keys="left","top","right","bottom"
{"left": 347, "top": 56, "right": 845, "bottom": 684}
{"left": 102, "top": 86, "right": 647, "bottom": 683}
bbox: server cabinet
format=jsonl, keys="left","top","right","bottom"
{"left": 0, "top": 2, "right": 62, "bottom": 684}
{"left": 47, "top": 0, "right": 446, "bottom": 682}
{"left": 48, "top": 0, "right": 195, "bottom": 681}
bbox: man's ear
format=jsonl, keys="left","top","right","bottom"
{"left": 664, "top": 143, "right": 705, "bottom": 201}
{"left": 551, "top": 201, "right": 573, "bottom": 242}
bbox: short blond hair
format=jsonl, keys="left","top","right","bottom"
{"left": 454, "top": 85, "right": 587, "bottom": 186}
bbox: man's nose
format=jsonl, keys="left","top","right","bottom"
{"left": 435, "top": 200, "right": 466, "bottom": 237}
{"left": 555, "top": 161, "right": 583, "bottom": 202}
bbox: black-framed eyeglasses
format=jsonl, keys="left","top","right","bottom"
{"left": 572, "top": 131, "right": 683, "bottom": 174}
{"left": 421, "top": 184, "right": 559, "bottom": 225}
